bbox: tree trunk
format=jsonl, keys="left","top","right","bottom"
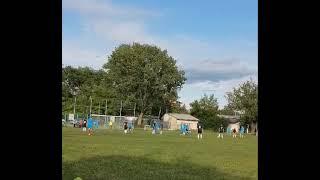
{"left": 137, "top": 112, "right": 144, "bottom": 127}
{"left": 250, "top": 121, "right": 257, "bottom": 134}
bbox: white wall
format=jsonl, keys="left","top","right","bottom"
{"left": 163, "top": 114, "right": 198, "bottom": 130}
{"left": 176, "top": 120, "right": 198, "bottom": 130}
{"left": 163, "top": 114, "right": 170, "bottom": 122}
{"left": 228, "top": 122, "right": 240, "bottom": 132}
{"left": 163, "top": 114, "right": 175, "bottom": 130}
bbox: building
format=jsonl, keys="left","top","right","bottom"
{"left": 218, "top": 115, "right": 241, "bottom": 132}
{"left": 162, "top": 113, "right": 199, "bottom": 130}
{"left": 218, "top": 114, "right": 258, "bottom": 134}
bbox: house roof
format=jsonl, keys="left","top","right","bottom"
{"left": 166, "top": 113, "right": 199, "bottom": 121}
{"left": 217, "top": 115, "right": 240, "bottom": 123}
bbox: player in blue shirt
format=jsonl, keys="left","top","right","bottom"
{"left": 87, "top": 117, "right": 93, "bottom": 136}
{"left": 227, "top": 127, "right": 231, "bottom": 136}
{"left": 239, "top": 126, "right": 245, "bottom": 138}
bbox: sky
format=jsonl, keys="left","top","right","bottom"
{"left": 62, "top": 0, "right": 258, "bottom": 109}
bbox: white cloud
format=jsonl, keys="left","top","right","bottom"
{"left": 63, "top": 0, "right": 257, "bottom": 109}
{"left": 62, "top": 40, "right": 106, "bottom": 69}
{"left": 63, "top": 0, "right": 162, "bottom": 18}
{"left": 63, "top": 0, "right": 257, "bottom": 70}
{"left": 88, "top": 20, "right": 154, "bottom": 44}
{"left": 179, "top": 74, "right": 257, "bottom": 109}
{"left": 184, "top": 58, "right": 257, "bottom": 83}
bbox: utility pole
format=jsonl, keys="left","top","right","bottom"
{"left": 98, "top": 102, "right": 101, "bottom": 115}
{"left": 105, "top": 99, "right": 108, "bottom": 124}
{"left": 89, "top": 96, "right": 92, "bottom": 116}
{"left": 72, "top": 87, "right": 79, "bottom": 117}
{"left": 120, "top": 100, "right": 122, "bottom": 117}
{"left": 134, "top": 103, "right": 136, "bottom": 117}
{"left": 73, "top": 96, "right": 77, "bottom": 116}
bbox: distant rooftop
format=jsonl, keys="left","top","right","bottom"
{"left": 218, "top": 114, "right": 240, "bottom": 123}
{"left": 166, "top": 113, "right": 199, "bottom": 121}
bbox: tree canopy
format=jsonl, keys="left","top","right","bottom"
{"left": 225, "top": 80, "right": 258, "bottom": 126}
{"left": 62, "top": 66, "right": 119, "bottom": 116}
{"left": 190, "top": 94, "right": 227, "bottom": 130}
{"left": 62, "top": 43, "right": 258, "bottom": 130}
{"left": 103, "top": 43, "right": 186, "bottom": 126}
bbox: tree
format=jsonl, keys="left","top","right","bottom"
{"left": 104, "top": 43, "right": 186, "bottom": 126}
{"left": 225, "top": 80, "right": 258, "bottom": 130}
{"left": 62, "top": 66, "right": 119, "bottom": 116}
{"left": 219, "top": 105, "right": 235, "bottom": 115}
{"left": 179, "top": 104, "right": 189, "bottom": 114}
{"left": 170, "top": 101, "right": 189, "bottom": 114}
{"left": 189, "top": 94, "right": 227, "bottom": 130}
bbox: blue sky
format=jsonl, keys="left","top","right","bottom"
{"left": 62, "top": 0, "right": 257, "bottom": 109}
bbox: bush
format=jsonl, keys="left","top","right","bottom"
{"left": 198, "top": 115, "right": 228, "bottom": 132}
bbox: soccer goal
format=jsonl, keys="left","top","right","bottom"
{"left": 90, "top": 114, "right": 111, "bottom": 129}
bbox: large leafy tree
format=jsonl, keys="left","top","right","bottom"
{"left": 159, "top": 100, "right": 188, "bottom": 114}
{"left": 190, "top": 94, "right": 227, "bottom": 130}
{"left": 62, "top": 66, "right": 119, "bottom": 116}
{"left": 171, "top": 103, "right": 189, "bottom": 114}
{"left": 104, "top": 43, "right": 186, "bottom": 126}
{"left": 219, "top": 105, "right": 236, "bottom": 115}
{"left": 225, "top": 80, "right": 258, "bottom": 128}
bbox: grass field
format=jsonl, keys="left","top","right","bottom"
{"left": 62, "top": 128, "right": 257, "bottom": 180}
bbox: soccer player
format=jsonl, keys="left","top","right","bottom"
{"left": 128, "top": 122, "right": 133, "bottom": 133}
{"left": 227, "top": 127, "right": 231, "bottom": 136}
{"left": 197, "top": 124, "right": 203, "bottom": 139}
{"left": 79, "top": 120, "right": 83, "bottom": 129}
{"left": 82, "top": 119, "right": 87, "bottom": 132}
{"left": 180, "top": 123, "right": 184, "bottom": 135}
{"left": 232, "top": 128, "right": 237, "bottom": 138}
{"left": 109, "top": 120, "right": 113, "bottom": 129}
{"left": 124, "top": 122, "right": 128, "bottom": 134}
{"left": 87, "top": 117, "right": 93, "bottom": 136}
{"left": 239, "top": 126, "right": 245, "bottom": 138}
{"left": 186, "top": 124, "right": 190, "bottom": 135}
{"left": 152, "top": 122, "right": 156, "bottom": 134}
{"left": 217, "top": 125, "right": 224, "bottom": 139}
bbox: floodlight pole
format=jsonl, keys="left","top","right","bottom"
{"left": 120, "top": 100, "right": 122, "bottom": 117}
{"left": 89, "top": 96, "right": 92, "bottom": 116}
{"left": 73, "top": 96, "right": 77, "bottom": 116}
{"left": 99, "top": 102, "right": 101, "bottom": 115}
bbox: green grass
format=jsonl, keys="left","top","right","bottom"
{"left": 63, "top": 128, "right": 257, "bottom": 180}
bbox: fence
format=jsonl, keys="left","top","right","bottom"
{"left": 90, "top": 114, "right": 138, "bottom": 130}
{"left": 62, "top": 112, "right": 163, "bottom": 129}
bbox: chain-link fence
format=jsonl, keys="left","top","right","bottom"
{"left": 90, "top": 115, "right": 137, "bottom": 130}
